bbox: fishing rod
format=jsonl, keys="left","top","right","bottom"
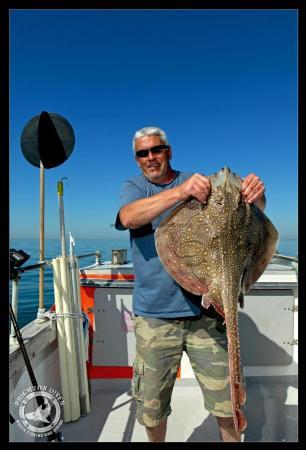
{"left": 55, "top": 178, "right": 90, "bottom": 419}
{"left": 69, "top": 232, "right": 88, "bottom": 416}
{"left": 9, "top": 303, "right": 64, "bottom": 442}
{"left": 57, "top": 177, "right": 68, "bottom": 258}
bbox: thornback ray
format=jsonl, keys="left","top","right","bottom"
{"left": 155, "top": 166, "right": 279, "bottom": 439}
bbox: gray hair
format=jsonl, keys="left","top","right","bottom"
{"left": 132, "top": 126, "right": 168, "bottom": 151}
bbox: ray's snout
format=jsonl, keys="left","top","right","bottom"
{"left": 211, "top": 166, "right": 241, "bottom": 191}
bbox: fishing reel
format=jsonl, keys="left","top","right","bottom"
{"left": 10, "top": 249, "right": 30, "bottom": 280}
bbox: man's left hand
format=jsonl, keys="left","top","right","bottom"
{"left": 242, "top": 173, "right": 265, "bottom": 204}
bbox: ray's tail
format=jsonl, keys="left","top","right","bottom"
{"left": 224, "top": 301, "right": 247, "bottom": 440}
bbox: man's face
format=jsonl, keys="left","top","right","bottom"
{"left": 134, "top": 135, "right": 172, "bottom": 183}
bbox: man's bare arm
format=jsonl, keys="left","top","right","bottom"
{"left": 119, "top": 173, "right": 211, "bottom": 229}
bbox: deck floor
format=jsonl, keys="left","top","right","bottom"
{"left": 59, "top": 377, "right": 298, "bottom": 442}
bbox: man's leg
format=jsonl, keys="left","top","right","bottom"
{"left": 186, "top": 314, "right": 238, "bottom": 442}
{"left": 215, "top": 416, "right": 240, "bottom": 442}
{"left": 132, "top": 316, "right": 183, "bottom": 442}
{"left": 146, "top": 418, "right": 168, "bottom": 442}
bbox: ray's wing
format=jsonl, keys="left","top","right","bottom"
{"left": 155, "top": 199, "right": 214, "bottom": 296}
{"left": 242, "top": 205, "right": 279, "bottom": 293}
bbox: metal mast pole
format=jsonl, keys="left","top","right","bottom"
{"left": 37, "top": 161, "right": 46, "bottom": 321}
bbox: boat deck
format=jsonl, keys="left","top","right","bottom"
{"left": 59, "top": 377, "right": 298, "bottom": 442}
{"left": 9, "top": 254, "right": 298, "bottom": 443}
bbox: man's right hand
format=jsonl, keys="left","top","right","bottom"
{"left": 176, "top": 173, "right": 211, "bottom": 204}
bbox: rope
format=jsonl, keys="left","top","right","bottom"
{"left": 44, "top": 311, "right": 84, "bottom": 328}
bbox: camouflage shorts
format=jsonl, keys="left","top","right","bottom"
{"left": 132, "top": 313, "right": 233, "bottom": 427}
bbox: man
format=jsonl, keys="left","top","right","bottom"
{"left": 115, "top": 126, "right": 266, "bottom": 442}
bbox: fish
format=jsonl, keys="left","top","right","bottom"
{"left": 25, "top": 399, "right": 52, "bottom": 424}
{"left": 155, "top": 166, "right": 279, "bottom": 439}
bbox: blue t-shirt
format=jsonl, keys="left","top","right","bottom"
{"left": 115, "top": 170, "right": 203, "bottom": 318}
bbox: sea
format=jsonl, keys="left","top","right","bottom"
{"left": 9, "top": 237, "right": 297, "bottom": 329}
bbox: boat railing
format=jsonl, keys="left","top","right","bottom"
{"left": 15, "top": 251, "right": 102, "bottom": 273}
{"left": 271, "top": 253, "right": 298, "bottom": 276}
{"left": 272, "top": 253, "right": 298, "bottom": 263}
{"left": 9, "top": 251, "right": 101, "bottom": 345}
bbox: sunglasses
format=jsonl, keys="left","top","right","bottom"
{"left": 135, "top": 144, "right": 170, "bottom": 158}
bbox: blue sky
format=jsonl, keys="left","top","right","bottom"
{"left": 10, "top": 9, "right": 298, "bottom": 241}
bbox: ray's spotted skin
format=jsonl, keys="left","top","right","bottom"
{"left": 155, "top": 166, "right": 278, "bottom": 439}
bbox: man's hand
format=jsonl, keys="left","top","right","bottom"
{"left": 242, "top": 173, "right": 266, "bottom": 207}
{"left": 176, "top": 173, "right": 211, "bottom": 204}
{"left": 118, "top": 174, "right": 211, "bottom": 229}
